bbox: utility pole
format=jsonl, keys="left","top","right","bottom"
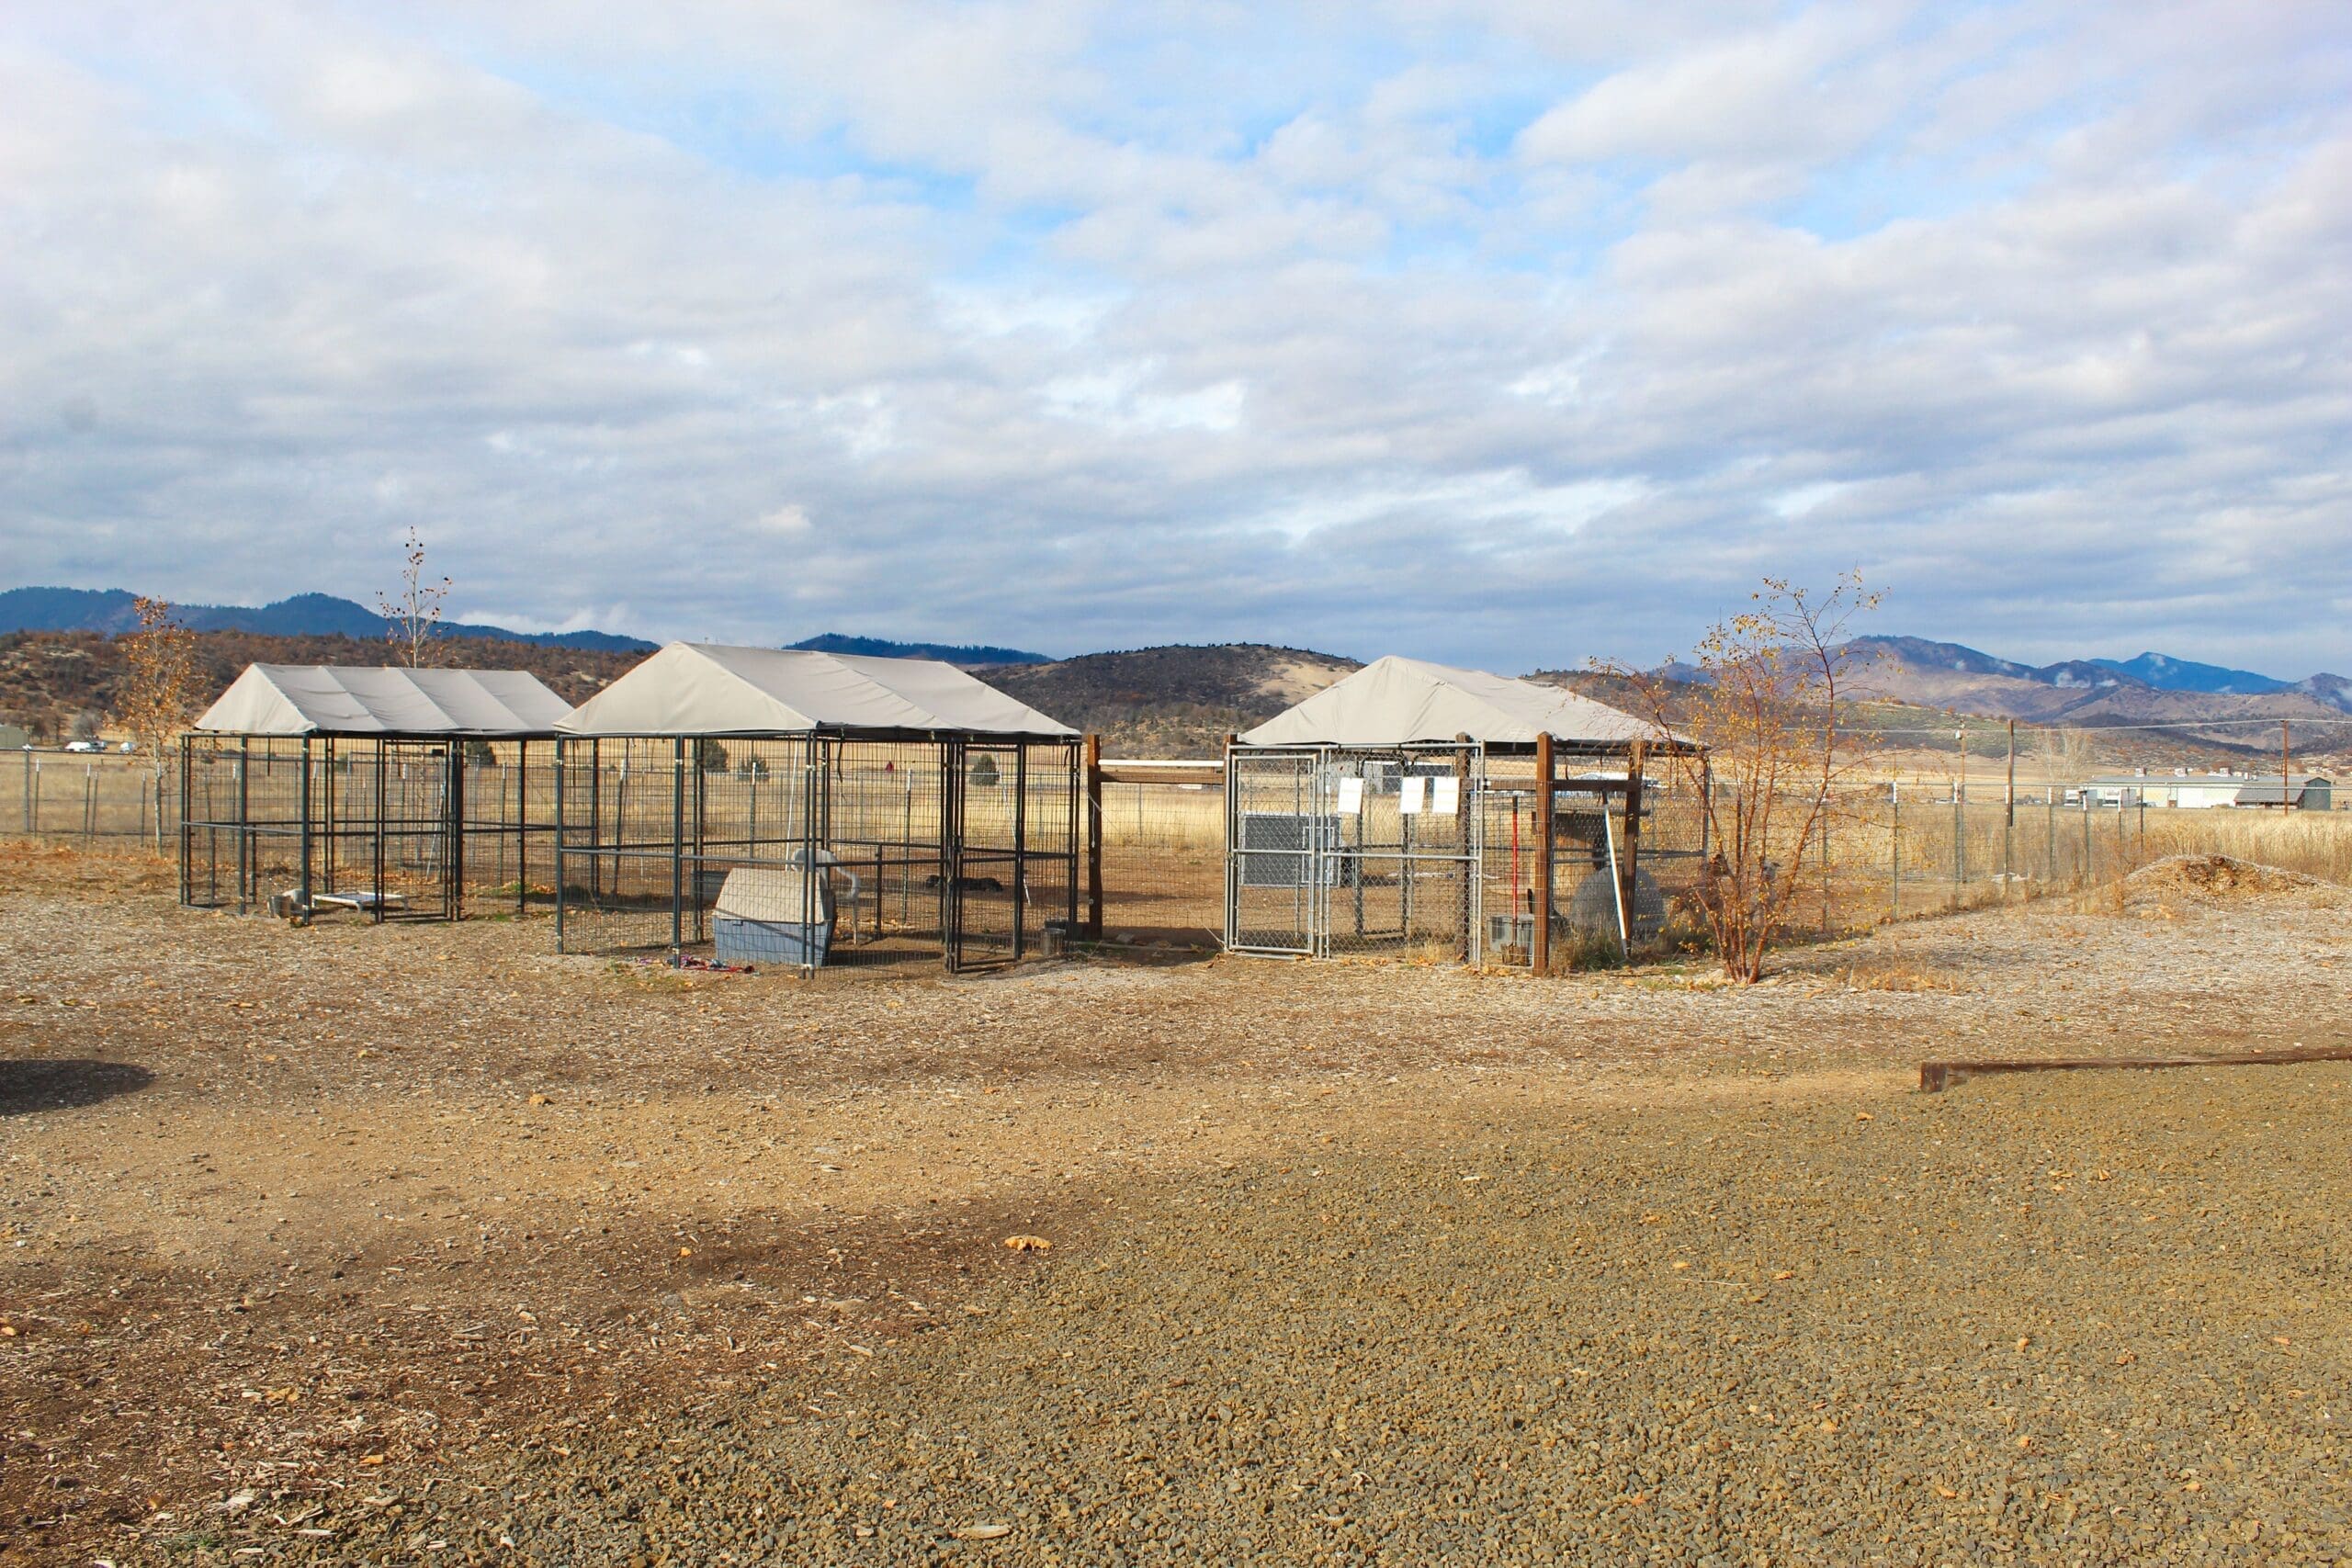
{"left": 2282, "top": 720, "right": 2292, "bottom": 811}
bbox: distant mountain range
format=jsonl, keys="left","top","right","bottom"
{"left": 786, "top": 633, "right": 1051, "bottom": 666}
{"left": 2086, "top": 651, "right": 2290, "bottom": 695}
{"left": 4, "top": 582, "right": 2342, "bottom": 734}
{"left": 0, "top": 586, "right": 654, "bottom": 652}
{"left": 0, "top": 589, "right": 1059, "bottom": 667}
{"left": 1838, "top": 637, "right": 2352, "bottom": 721}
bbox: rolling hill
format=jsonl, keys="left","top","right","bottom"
{"left": 0, "top": 587, "right": 652, "bottom": 652}
{"left": 788, "top": 633, "right": 1051, "bottom": 666}
{"left": 978, "top": 644, "right": 1361, "bottom": 754}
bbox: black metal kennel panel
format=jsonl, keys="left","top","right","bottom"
{"left": 179, "top": 733, "right": 567, "bottom": 923}
{"left": 549, "top": 644, "right": 1082, "bottom": 976}
{"left": 941, "top": 739, "right": 1081, "bottom": 972}
{"left": 554, "top": 733, "right": 1080, "bottom": 976}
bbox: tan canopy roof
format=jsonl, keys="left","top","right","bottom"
{"left": 556, "top": 643, "right": 1076, "bottom": 739}
{"left": 194, "top": 665, "right": 572, "bottom": 738}
{"left": 1238, "top": 655, "right": 1681, "bottom": 750}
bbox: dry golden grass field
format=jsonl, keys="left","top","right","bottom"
{"left": 3, "top": 839, "right": 2349, "bottom": 1564}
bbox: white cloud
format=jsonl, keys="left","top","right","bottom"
{"left": 1769, "top": 482, "right": 1848, "bottom": 520}
{"left": 0, "top": 1, "right": 2347, "bottom": 676}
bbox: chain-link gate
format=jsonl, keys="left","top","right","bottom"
{"left": 1226, "top": 743, "right": 1484, "bottom": 960}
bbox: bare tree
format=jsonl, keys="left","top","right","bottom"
{"left": 378, "top": 525, "right": 450, "bottom": 667}
{"left": 2039, "top": 724, "right": 2095, "bottom": 784}
{"left": 112, "top": 596, "right": 205, "bottom": 847}
{"left": 1600, "top": 573, "right": 1881, "bottom": 984}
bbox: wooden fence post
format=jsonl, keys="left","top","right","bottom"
{"left": 1618, "top": 740, "right": 1645, "bottom": 949}
{"left": 1084, "top": 734, "right": 1104, "bottom": 939}
{"left": 1532, "top": 733, "right": 1555, "bottom": 976}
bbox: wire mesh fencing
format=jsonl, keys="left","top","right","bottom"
{"left": 1098, "top": 758, "right": 2351, "bottom": 968}
{"left": 552, "top": 737, "right": 1080, "bottom": 972}
{"left": 1658, "top": 780, "right": 2352, "bottom": 940}
{"left": 1093, "top": 769, "right": 1227, "bottom": 948}
{"left": 22, "top": 733, "right": 2352, "bottom": 973}
{"left": 177, "top": 736, "right": 564, "bottom": 919}
{"left": 11, "top": 747, "right": 179, "bottom": 844}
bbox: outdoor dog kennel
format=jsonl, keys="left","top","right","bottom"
{"left": 179, "top": 664, "right": 573, "bottom": 921}
{"left": 551, "top": 643, "right": 1081, "bottom": 974}
{"left": 1226, "top": 656, "right": 1700, "bottom": 967}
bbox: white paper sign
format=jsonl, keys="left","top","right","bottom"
{"left": 1398, "top": 776, "right": 1427, "bottom": 814}
{"left": 1430, "top": 776, "right": 1460, "bottom": 817}
{"left": 1335, "top": 776, "right": 1364, "bottom": 816}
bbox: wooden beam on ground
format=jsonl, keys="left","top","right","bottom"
{"left": 1919, "top": 1045, "right": 2352, "bottom": 1094}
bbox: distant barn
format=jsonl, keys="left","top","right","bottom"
{"left": 2233, "top": 774, "right": 2332, "bottom": 811}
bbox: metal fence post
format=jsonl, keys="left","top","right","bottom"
{"left": 554, "top": 737, "right": 568, "bottom": 952}
{"left": 1084, "top": 734, "right": 1105, "bottom": 940}
{"left": 1890, "top": 779, "right": 1900, "bottom": 920}
{"left": 2080, "top": 792, "right": 2092, "bottom": 885}
{"left": 1951, "top": 783, "right": 1962, "bottom": 904}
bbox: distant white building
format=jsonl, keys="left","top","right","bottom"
{"left": 2074, "top": 771, "right": 2332, "bottom": 810}
{"left": 2075, "top": 771, "right": 2245, "bottom": 808}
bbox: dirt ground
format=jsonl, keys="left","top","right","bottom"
{"left": 2, "top": 842, "right": 2347, "bottom": 1564}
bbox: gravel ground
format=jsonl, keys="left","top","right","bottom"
{"left": 3, "top": 844, "right": 2348, "bottom": 1564}
{"left": 294, "top": 1063, "right": 2352, "bottom": 1567}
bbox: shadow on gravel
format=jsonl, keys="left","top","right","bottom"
{"left": 0, "top": 1058, "right": 155, "bottom": 1116}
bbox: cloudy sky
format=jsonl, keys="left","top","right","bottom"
{"left": 3, "top": 2, "right": 2348, "bottom": 673}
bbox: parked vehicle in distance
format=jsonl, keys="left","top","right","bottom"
{"left": 64, "top": 739, "right": 102, "bottom": 753}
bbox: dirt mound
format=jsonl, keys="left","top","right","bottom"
{"left": 2121, "top": 852, "right": 2332, "bottom": 900}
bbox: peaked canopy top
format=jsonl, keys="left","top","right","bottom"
{"left": 1238, "top": 655, "right": 1686, "bottom": 750}
{"left": 194, "top": 665, "right": 573, "bottom": 738}
{"left": 556, "top": 643, "right": 1077, "bottom": 739}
